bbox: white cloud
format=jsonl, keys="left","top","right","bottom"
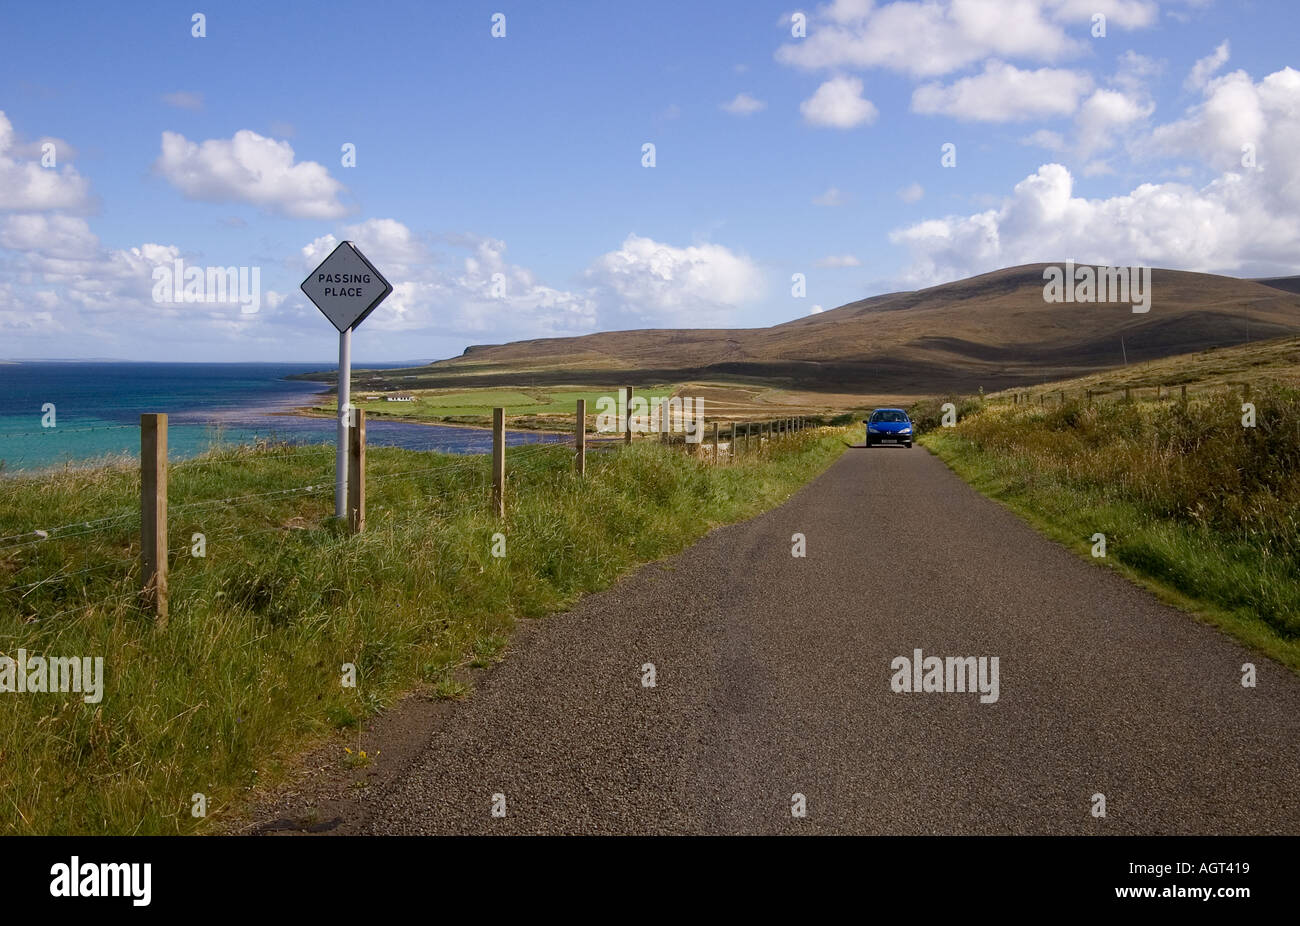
{"left": 808, "top": 304, "right": 825, "bottom": 314}
{"left": 1075, "top": 88, "right": 1153, "bottom": 158}
{"left": 813, "top": 186, "right": 848, "bottom": 206}
{"left": 890, "top": 105, "right": 1300, "bottom": 287}
{"left": 721, "top": 93, "right": 767, "bottom": 115}
{"left": 897, "top": 182, "right": 925, "bottom": 202}
{"left": 162, "top": 91, "right": 204, "bottom": 110}
{"left": 912, "top": 60, "right": 1093, "bottom": 122}
{"left": 584, "top": 234, "right": 765, "bottom": 326}
{"left": 1185, "top": 40, "right": 1230, "bottom": 91}
{"left": 779, "top": 0, "right": 1074, "bottom": 78}
{"left": 303, "top": 219, "right": 597, "bottom": 337}
{"left": 154, "top": 129, "right": 349, "bottom": 219}
{"left": 800, "top": 76, "right": 878, "bottom": 128}
{"left": 0, "top": 112, "right": 92, "bottom": 213}
{"left": 815, "top": 254, "right": 861, "bottom": 268}
{"left": 1145, "top": 67, "right": 1286, "bottom": 172}
{"left": 775, "top": 2, "right": 1182, "bottom": 81}
{"left": 1, "top": 213, "right": 99, "bottom": 259}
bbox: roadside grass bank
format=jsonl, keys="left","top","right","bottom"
{"left": 917, "top": 386, "right": 1300, "bottom": 672}
{"left": 0, "top": 428, "right": 845, "bottom": 834}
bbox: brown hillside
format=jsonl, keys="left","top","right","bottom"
{"left": 421, "top": 264, "right": 1300, "bottom": 393}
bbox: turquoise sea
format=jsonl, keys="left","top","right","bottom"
{"left": 0, "top": 362, "right": 565, "bottom": 474}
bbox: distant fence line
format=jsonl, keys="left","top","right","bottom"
{"left": 996, "top": 380, "right": 1257, "bottom": 407}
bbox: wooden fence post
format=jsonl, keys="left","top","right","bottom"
{"left": 712, "top": 421, "right": 719, "bottom": 464}
{"left": 348, "top": 408, "right": 365, "bottom": 533}
{"left": 1124, "top": 386, "right": 1131, "bottom": 402}
{"left": 576, "top": 399, "right": 586, "bottom": 476}
{"left": 1181, "top": 384, "right": 1187, "bottom": 401}
{"left": 728, "top": 421, "right": 735, "bottom": 463}
{"left": 140, "top": 413, "right": 168, "bottom": 627}
{"left": 492, "top": 407, "right": 505, "bottom": 518}
{"left": 624, "top": 386, "right": 633, "bottom": 445}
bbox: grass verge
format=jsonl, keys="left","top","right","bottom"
{"left": 0, "top": 428, "right": 843, "bottom": 834}
{"left": 919, "top": 385, "right": 1300, "bottom": 673}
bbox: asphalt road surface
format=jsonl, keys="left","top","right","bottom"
{"left": 348, "top": 444, "right": 1300, "bottom": 834}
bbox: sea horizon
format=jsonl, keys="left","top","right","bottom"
{"left": 0, "top": 361, "right": 563, "bottom": 474}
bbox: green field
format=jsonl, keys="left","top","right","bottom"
{"left": 0, "top": 428, "right": 843, "bottom": 834}
{"left": 307, "top": 385, "right": 677, "bottom": 430}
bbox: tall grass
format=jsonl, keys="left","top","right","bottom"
{"left": 0, "top": 429, "right": 844, "bottom": 834}
{"left": 923, "top": 384, "right": 1300, "bottom": 665}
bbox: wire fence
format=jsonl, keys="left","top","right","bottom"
{"left": 2, "top": 400, "right": 818, "bottom": 627}
{"left": 990, "top": 380, "right": 1259, "bottom": 408}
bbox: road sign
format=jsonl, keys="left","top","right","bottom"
{"left": 300, "top": 241, "right": 392, "bottom": 520}
{"left": 300, "top": 240, "right": 393, "bottom": 332}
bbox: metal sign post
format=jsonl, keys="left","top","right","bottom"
{"left": 336, "top": 326, "right": 351, "bottom": 518}
{"left": 300, "top": 241, "right": 392, "bottom": 520}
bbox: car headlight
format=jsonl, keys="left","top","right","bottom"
{"left": 900, "top": 427, "right": 912, "bottom": 433}
{"left": 867, "top": 426, "right": 880, "bottom": 433}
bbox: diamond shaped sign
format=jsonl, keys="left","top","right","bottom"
{"left": 300, "top": 240, "right": 393, "bottom": 332}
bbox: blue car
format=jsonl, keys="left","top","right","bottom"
{"left": 865, "top": 408, "right": 914, "bottom": 448}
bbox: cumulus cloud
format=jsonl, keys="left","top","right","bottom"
{"left": 154, "top": 129, "right": 349, "bottom": 219}
{"left": 891, "top": 67, "right": 1300, "bottom": 289}
{"left": 1144, "top": 67, "right": 1287, "bottom": 173}
{"left": 912, "top": 60, "right": 1093, "bottom": 122}
{"left": 1186, "top": 40, "right": 1230, "bottom": 91}
{"left": 0, "top": 112, "right": 92, "bottom": 213}
{"left": 815, "top": 254, "right": 861, "bottom": 268}
{"left": 721, "top": 92, "right": 767, "bottom": 115}
{"left": 891, "top": 62, "right": 1300, "bottom": 286}
{"left": 0, "top": 213, "right": 197, "bottom": 325}
{"left": 302, "top": 219, "right": 598, "bottom": 337}
{"left": 800, "top": 76, "right": 878, "bottom": 128}
{"left": 584, "top": 234, "right": 765, "bottom": 326}
{"left": 1074, "top": 87, "right": 1153, "bottom": 158}
{"left": 0, "top": 213, "right": 99, "bottom": 259}
{"left": 0, "top": 211, "right": 271, "bottom": 342}
{"left": 776, "top": 0, "right": 1155, "bottom": 79}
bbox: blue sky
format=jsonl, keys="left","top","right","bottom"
{"left": 1, "top": 0, "right": 1296, "bottom": 362}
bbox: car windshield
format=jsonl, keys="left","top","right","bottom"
{"left": 872, "top": 411, "right": 908, "bottom": 423}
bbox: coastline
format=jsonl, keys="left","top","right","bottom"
{"left": 283, "top": 403, "right": 580, "bottom": 437}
